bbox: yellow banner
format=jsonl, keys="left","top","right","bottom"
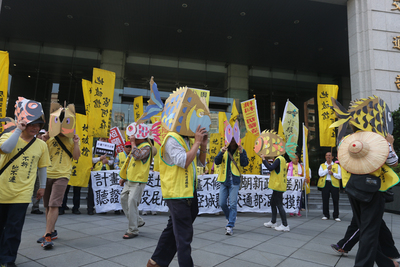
{"left": 282, "top": 100, "right": 299, "bottom": 144}
{"left": 317, "top": 84, "right": 338, "bottom": 147}
{"left": 69, "top": 114, "right": 93, "bottom": 187}
{"left": 134, "top": 96, "right": 144, "bottom": 122}
{"left": 218, "top": 112, "right": 228, "bottom": 138}
{"left": 189, "top": 88, "right": 210, "bottom": 107}
{"left": 0, "top": 51, "right": 9, "bottom": 133}
{"left": 241, "top": 98, "right": 260, "bottom": 136}
{"left": 302, "top": 124, "right": 310, "bottom": 194}
{"left": 208, "top": 133, "right": 224, "bottom": 172}
{"left": 89, "top": 68, "right": 116, "bottom": 138}
{"left": 82, "top": 79, "right": 92, "bottom": 117}
{"left": 241, "top": 132, "right": 261, "bottom": 175}
{"left": 278, "top": 117, "right": 286, "bottom": 142}
{"left": 229, "top": 99, "right": 239, "bottom": 126}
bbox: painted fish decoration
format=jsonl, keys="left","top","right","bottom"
{"left": 254, "top": 130, "right": 297, "bottom": 159}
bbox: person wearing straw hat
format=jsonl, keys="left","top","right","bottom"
{"left": 318, "top": 152, "right": 342, "bottom": 221}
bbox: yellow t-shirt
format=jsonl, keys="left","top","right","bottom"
{"left": 46, "top": 136, "right": 75, "bottom": 179}
{"left": 0, "top": 133, "right": 51, "bottom": 203}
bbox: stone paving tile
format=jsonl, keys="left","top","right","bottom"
{"left": 191, "top": 249, "right": 230, "bottom": 266}
{"left": 277, "top": 257, "right": 332, "bottom": 267}
{"left": 234, "top": 249, "right": 287, "bottom": 266}
{"left": 215, "top": 258, "right": 265, "bottom": 267}
{"left": 36, "top": 250, "right": 102, "bottom": 267}
{"left": 199, "top": 242, "right": 251, "bottom": 257}
{"left": 290, "top": 248, "right": 341, "bottom": 266}
{"left": 82, "top": 242, "right": 138, "bottom": 259}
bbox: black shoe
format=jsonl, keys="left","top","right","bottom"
{"left": 31, "top": 209, "right": 44, "bottom": 214}
{"left": 87, "top": 210, "right": 94, "bottom": 215}
{"left": 64, "top": 206, "right": 70, "bottom": 210}
{"left": 58, "top": 209, "right": 65, "bottom": 215}
{"left": 114, "top": 210, "right": 121, "bottom": 215}
{"left": 5, "top": 263, "right": 17, "bottom": 267}
{"left": 72, "top": 209, "right": 81, "bottom": 214}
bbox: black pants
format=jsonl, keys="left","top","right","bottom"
{"left": 271, "top": 190, "right": 287, "bottom": 226}
{"left": 0, "top": 203, "right": 29, "bottom": 264}
{"left": 152, "top": 194, "right": 199, "bottom": 267}
{"left": 87, "top": 177, "right": 95, "bottom": 212}
{"left": 321, "top": 181, "right": 339, "bottom": 219}
{"left": 61, "top": 185, "right": 81, "bottom": 212}
{"left": 338, "top": 216, "right": 400, "bottom": 258}
{"left": 349, "top": 191, "right": 393, "bottom": 267}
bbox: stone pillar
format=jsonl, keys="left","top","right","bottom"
{"left": 226, "top": 64, "right": 249, "bottom": 103}
{"left": 100, "top": 50, "right": 125, "bottom": 89}
{"left": 347, "top": 0, "right": 400, "bottom": 110}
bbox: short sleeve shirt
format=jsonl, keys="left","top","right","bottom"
{"left": 46, "top": 136, "right": 75, "bottom": 179}
{"left": 0, "top": 133, "right": 51, "bottom": 203}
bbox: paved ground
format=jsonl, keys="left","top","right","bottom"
{"left": 14, "top": 206, "right": 400, "bottom": 267}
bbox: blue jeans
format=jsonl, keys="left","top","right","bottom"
{"left": 219, "top": 183, "right": 239, "bottom": 228}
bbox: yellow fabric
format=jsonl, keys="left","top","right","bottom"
{"left": 0, "top": 51, "right": 9, "bottom": 133}
{"left": 317, "top": 163, "right": 340, "bottom": 188}
{"left": 93, "top": 159, "right": 110, "bottom": 171}
{"left": 317, "top": 84, "right": 338, "bottom": 147}
{"left": 120, "top": 142, "right": 152, "bottom": 183}
{"left": 69, "top": 114, "right": 93, "bottom": 187}
{"left": 89, "top": 68, "right": 115, "bottom": 138}
{"left": 282, "top": 100, "right": 299, "bottom": 144}
{"left": 117, "top": 152, "right": 128, "bottom": 169}
{"left": 47, "top": 136, "right": 76, "bottom": 179}
{"left": 218, "top": 112, "right": 228, "bottom": 138}
{"left": 241, "top": 98, "right": 260, "bottom": 136}
{"left": 342, "top": 164, "right": 400, "bottom": 192}
{"left": 217, "top": 150, "right": 241, "bottom": 182}
{"left": 134, "top": 96, "right": 144, "bottom": 122}
{"left": 208, "top": 133, "right": 224, "bottom": 172}
{"left": 241, "top": 132, "right": 261, "bottom": 175}
{"left": 302, "top": 125, "right": 310, "bottom": 194}
{"left": 82, "top": 79, "right": 92, "bottom": 116}
{"left": 229, "top": 99, "right": 239, "bottom": 126}
{"left": 268, "top": 156, "right": 287, "bottom": 192}
{"left": 153, "top": 142, "right": 161, "bottom": 172}
{"left": 0, "top": 134, "right": 51, "bottom": 203}
{"left": 278, "top": 117, "right": 286, "bottom": 142}
{"left": 159, "top": 132, "right": 197, "bottom": 199}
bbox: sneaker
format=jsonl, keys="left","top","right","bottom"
{"left": 152, "top": 211, "right": 157, "bottom": 215}
{"left": 322, "top": 216, "right": 328, "bottom": 220}
{"left": 142, "top": 211, "right": 147, "bottom": 215}
{"left": 331, "top": 244, "right": 348, "bottom": 256}
{"left": 37, "top": 230, "right": 58, "bottom": 243}
{"left": 41, "top": 233, "right": 54, "bottom": 249}
{"left": 275, "top": 224, "right": 290, "bottom": 232}
{"left": 289, "top": 213, "right": 295, "bottom": 217}
{"left": 225, "top": 227, "right": 233, "bottom": 235}
{"left": 335, "top": 218, "right": 341, "bottom": 222}
{"left": 31, "top": 209, "right": 44, "bottom": 214}
{"left": 263, "top": 221, "right": 277, "bottom": 228}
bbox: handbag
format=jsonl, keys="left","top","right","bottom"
{"left": 345, "top": 174, "right": 381, "bottom": 203}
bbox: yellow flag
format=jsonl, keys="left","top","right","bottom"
{"left": 241, "top": 132, "right": 261, "bottom": 174}
{"left": 282, "top": 100, "right": 299, "bottom": 144}
{"left": 0, "top": 51, "right": 9, "bottom": 133}
{"left": 218, "top": 112, "right": 228, "bottom": 138}
{"left": 82, "top": 79, "right": 92, "bottom": 117}
{"left": 89, "top": 68, "right": 116, "bottom": 138}
{"left": 278, "top": 117, "right": 286, "bottom": 142}
{"left": 302, "top": 124, "right": 310, "bottom": 194}
{"left": 240, "top": 98, "right": 260, "bottom": 136}
{"left": 133, "top": 96, "right": 143, "bottom": 122}
{"left": 317, "top": 84, "right": 338, "bottom": 147}
{"left": 69, "top": 114, "right": 93, "bottom": 187}
{"left": 208, "top": 133, "right": 224, "bottom": 172}
{"left": 229, "top": 99, "right": 239, "bottom": 126}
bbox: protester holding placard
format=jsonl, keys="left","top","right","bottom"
{"left": 215, "top": 120, "right": 248, "bottom": 236}
{"left": 119, "top": 122, "right": 156, "bottom": 239}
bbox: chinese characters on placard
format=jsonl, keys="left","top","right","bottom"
{"left": 319, "top": 91, "right": 336, "bottom": 138}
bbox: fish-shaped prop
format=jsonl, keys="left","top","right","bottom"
{"left": 126, "top": 121, "right": 161, "bottom": 145}
{"left": 330, "top": 96, "right": 393, "bottom": 143}
{"left": 0, "top": 117, "right": 17, "bottom": 135}
{"left": 14, "top": 97, "right": 45, "bottom": 124}
{"left": 136, "top": 76, "right": 164, "bottom": 125}
{"left": 254, "top": 130, "right": 297, "bottom": 159}
{"left": 48, "top": 102, "right": 76, "bottom": 138}
{"left": 161, "top": 87, "right": 211, "bottom": 137}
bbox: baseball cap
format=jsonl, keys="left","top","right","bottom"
{"left": 124, "top": 141, "right": 132, "bottom": 146}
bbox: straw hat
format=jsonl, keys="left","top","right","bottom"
{"left": 338, "top": 131, "right": 389, "bottom": 175}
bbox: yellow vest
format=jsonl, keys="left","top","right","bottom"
{"left": 318, "top": 163, "right": 340, "bottom": 188}
{"left": 268, "top": 156, "right": 287, "bottom": 192}
{"left": 117, "top": 151, "right": 128, "bottom": 169}
{"left": 217, "top": 150, "right": 241, "bottom": 182}
{"left": 342, "top": 164, "right": 399, "bottom": 192}
{"left": 119, "top": 142, "right": 151, "bottom": 183}
{"left": 159, "top": 132, "right": 197, "bottom": 199}
{"left": 93, "top": 156, "right": 111, "bottom": 171}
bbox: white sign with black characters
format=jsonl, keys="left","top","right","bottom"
{"left": 94, "top": 140, "right": 116, "bottom": 157}
{"left": 91, "top": 170, "right": 123, "bottom": 213}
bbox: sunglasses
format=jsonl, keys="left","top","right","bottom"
{"left": 125, "top": 146, "right": 132, "bottom": 148}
